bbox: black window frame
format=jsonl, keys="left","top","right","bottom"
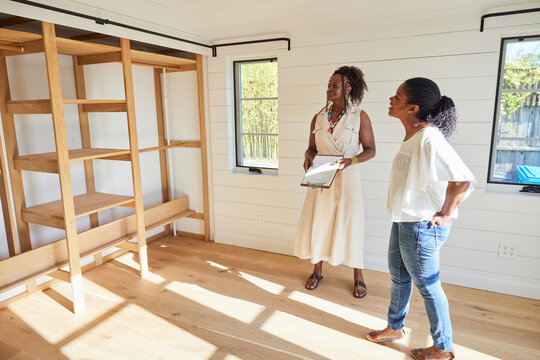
{"left": 233, "top": 58, "right": 278, "bottom": 170}
{"left": 487, "top": 34, "right": 540, "bottom": 189}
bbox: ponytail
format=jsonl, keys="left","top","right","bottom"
{"left": 403, "top": 78, "right": 458, "bottom": 139}
{"left": 426, "top": 95, "right": 457, "bottom": 139}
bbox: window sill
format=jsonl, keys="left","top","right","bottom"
{"left": 486, "top": 183, "right": 540, "bottom": 196}
{"left": 233, "top": 167, "right": 278, "bottom": 177}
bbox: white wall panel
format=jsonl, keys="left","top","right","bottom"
{"left": 206, "top": 11, "right": 540, "bottom": 300}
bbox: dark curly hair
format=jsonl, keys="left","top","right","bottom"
{"left": 332, "top": 66, "right": 368, "bottom": 107}
{"left": 403, "top": 77, "right": 457, "bottom": 139}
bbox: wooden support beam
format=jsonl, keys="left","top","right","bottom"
{"left": 121, "top": 38, "right": 148, "bottom": 278}
{"left": 49, "top": 269, "right": 70, "bottom": 283}
{"left": 0, "top": 43, "right": 23, "bottom": 53}
{"left": 73, "top": 56, "right": 99, "bottom": 229}
{"left": 5, "top": 100, "right": 51, "bottom": 114}
{"left": 0, "top": 57, "right": 31, "bottom": 252}
{"left": 76, "top": 51, "right": 121, "bottom": 66}
{"left": 165, "top": 64, "right": 197, "bottom": 73}
{"left": 0, "top": 197, "right": 191, "bottom": 293}
{"left": 42, "top": 21, "right": 85, "bottom": 314}
{"left": 168, "top": 140, "right": 201, "bottom": 148}
{"left": 153, "top": 68, "right": 171, "bottom": 235}
{"left": 81, "top": 102, "right": 127, "bottom": 112}
{"left": 0, "top": 39, "right": 44, "bottom": 57}
{"left": 0, "top": 123, "right": 18, "bottom": 256}
{"left": 116, "top": 241, "right": 139, "bottom": 252}
{"left": 196, "top": 54, "right": 211, "bottom": 241}
{"left": 188, "top": 212, "right": 205, "bottom": 220}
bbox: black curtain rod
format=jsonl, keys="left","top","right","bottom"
{"left": 10, "top": 0, "right": 291, "bottom": 56}
{"left": 480, "top": 7, "right": 540, "bottom": 32}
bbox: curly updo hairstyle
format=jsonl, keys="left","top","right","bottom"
{"left": 331, "top": 66, "right": 368, "bottom": 108}
{"left": 403, "top": 77, "right": 457, "bottom": 139}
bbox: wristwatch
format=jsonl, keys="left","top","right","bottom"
{"left": 350, "top": 156, "right": 358, "bottom": 165}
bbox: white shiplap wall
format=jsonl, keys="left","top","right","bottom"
{"left": 207, "top": 12, "right": 540, "bottom": 299}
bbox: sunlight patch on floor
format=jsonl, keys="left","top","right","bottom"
{"left": 207, "top": 260, "right": 229, "bottom": 270}
{"left": 7, "top": 280, "right": 125, "bottom": 344}
{"left": 260, "top": 310, "right": 408, "bottom": 360}
{"left": 288, "top": 290, "right": 390, "bottom": 330}
{"left": 113, "top": 252, "right": 141, "bottom": 271}
{"left": 165, "top": 281, "right": 266, "bottom": 323}
{"left": 143, "top": 272, "right": 166, "bottom": 285}
{"left": 223, "top": 354, "right": 243, "bottom": 360}
{"left": 238, "top": 271, "right": 285, "bottom": 295}
{"left": 60, "top": 303, "right": 217, "bottom": 359}
{"left": 453, "top": 343, "right": 502, "bottom": 360}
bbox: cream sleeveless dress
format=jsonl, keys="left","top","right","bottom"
{"left": 294, "top": 105, "right": 365, "bottom": 268}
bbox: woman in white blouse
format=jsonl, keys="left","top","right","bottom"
{"left": 366, "top": 78, "right": 476, "bottom": 360}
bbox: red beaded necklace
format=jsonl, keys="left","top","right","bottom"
{"left": 327, "top": 105, "right": 346, "bottom": 134}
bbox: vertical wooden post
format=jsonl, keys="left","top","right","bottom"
{"left": 196, "top": 54, "right": 210, "bottom": 241}
{"left": 120, "top": 38, "right": 148, "bottom": 277}
{"left": 42, "top": 22, "right": 85, "bottom": 314}
{"left": 0, "top": 126, "right": 18, "bottom": 255}
{"left": 0, "top": 57, "right": 31, "bottom": 252}
{"left": 153, "top": 67, "right": 171, "bottom": 235}
{"left": 73, "top": 56, "right": 101, "bottom": 265}
{"left": 73, "top": 57, "right": 99, "bottom": 227}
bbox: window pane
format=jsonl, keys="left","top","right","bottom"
{"left": 503, "top": 40, "right": 540, "bottom": 90}
{"left": 240, "top": 61, "right": 278, "bottom": 98}
{"left": 498, "top": 93, "right": 540, "bottom": 137}
{"left": 490, "top": 37, "right": 540, "bottom": 185}
{"left": 241, "top": 134, "right": 278, "bottom": 168}
{"left": 241, "top": 99, "right": 278, "bottom": 134}
{"left": 493, "top": 139, "right": 540, "bottom": 183}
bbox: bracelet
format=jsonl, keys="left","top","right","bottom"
{"left": 350, "top": 156, "right": 358, "bottom": 165}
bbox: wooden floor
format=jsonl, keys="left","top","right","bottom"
{"left": 1, "top": 236, "right": 539, "bottom": 360}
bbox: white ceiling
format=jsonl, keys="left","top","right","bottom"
{"left": 60, "top": 0, "right": 534, "bottom": 42}
{"left": 6, "top": 0, "right": 538, "bottom": 46}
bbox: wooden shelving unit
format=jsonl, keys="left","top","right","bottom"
{"left": 0, "top": 21, "right": 211, "bottom": 314}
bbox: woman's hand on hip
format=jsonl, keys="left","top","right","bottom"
{"left": 429, "top": 211, "right": 452, "bottom": 227}
{"left": 336, "top": 157, "right": 352, "bottom": 170}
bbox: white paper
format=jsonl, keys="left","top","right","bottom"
{"left": 301, "top": 155, "right": 342, "bottom": 188}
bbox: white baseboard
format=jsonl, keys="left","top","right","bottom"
{"left": 363, "top": 252, "right": 540, "bottom": 300}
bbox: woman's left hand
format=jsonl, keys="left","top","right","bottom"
{"left": 336, "top": 158, "right": 352, "bottom": 170}
{"left": 429, "top": 212, "right": 452, "bottom": 228}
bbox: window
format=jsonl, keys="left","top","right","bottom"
{"left": 488, "top": 35, "right": 540, "bottom": 189}
{"left": 234, "top": 58, "right": 278, "bottom": 170}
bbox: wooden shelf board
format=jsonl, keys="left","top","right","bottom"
{"left": 0, "top": 197, "right": 192, "bottom": 293}
{"left": 0, "top": 29, "right": 196, "bottom": 68}
{"left": 14, "top": 148, "right": 131, "bottom": 173}
{"left": 22, "top": 192, "right": 134, "bottom": 228}
{"left": 63, "top": 99, "right": 126, "bottom": 105}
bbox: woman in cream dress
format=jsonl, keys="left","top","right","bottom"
{"left": 294, "top": 66, "right": 376, "bottom": 298}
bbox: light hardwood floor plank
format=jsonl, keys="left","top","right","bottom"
{"left": 0, "top": 236, "right": 538, "bottom": 360}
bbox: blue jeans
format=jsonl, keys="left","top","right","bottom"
{"left": 387, "top": 221, "right": 453, "bottom": 351}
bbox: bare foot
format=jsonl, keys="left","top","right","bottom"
{"left": 410, "top": 346, "right": 454, "bottom": 360}
{"left": 365, "top": 328, "right": 405, "bottom": 343}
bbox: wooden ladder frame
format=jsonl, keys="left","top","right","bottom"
{"left": 0, "top": 21, "right": 211, "bottom": 313}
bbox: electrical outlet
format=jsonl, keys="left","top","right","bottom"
{"left": 255, "top": 211, "right": 266, "bottom": 223}
{"left": 498, "top": 242, "right": 518, "bottom": 259}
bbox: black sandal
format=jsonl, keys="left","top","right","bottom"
{"left": 353, "top": 280, "right": 367, "bottom": 298}
{"left": 305, "top": 273, "right": 323, "bottom": 290}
